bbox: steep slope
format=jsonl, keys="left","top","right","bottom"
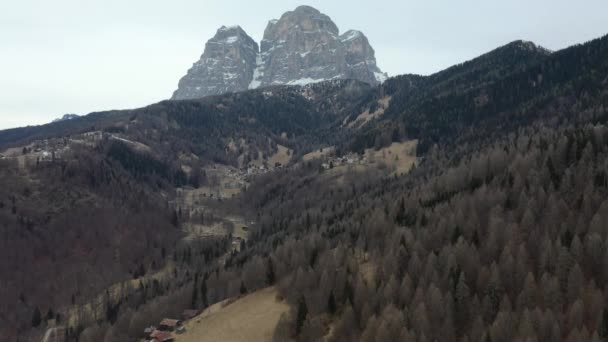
{"left": 1, "top": 80, "right": 373, "bottom": 167}
{"left": 176, "top": 287, "right": 288, "bottom": 342}
{"left": 172, "top": 6, "right": 386, "bottom": 99}
{"left": 349, "top": 35, "right": 608, "bottom": 154}
{"left": 172, "top": 26, "right": 259, "bottom": 100}
{"left": 250, "top": 6, "right": 385, "bottom": 88}
{"left": 0, "top": 143, "right": 182, "bottom": 340}
{"left": 3, "top": 32, "right": 608, "bottom": 342}
{"left": 341, "top": 29, "right": 386, "bottom": 85}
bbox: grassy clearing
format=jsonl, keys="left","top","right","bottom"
{"left": 346, "top": 96, "right": 391, "bottom": 129}
{"left": 176, "top": 287, "right": 289, "bottom": 342}
{"left": 302, "top": 146, "right": 335, "bottom": 162}
{"left": 182, "top": 217, "right": 248, "bottom": 243}
{"left": 366, "top": 140, "right": 418, "bottom": 175}
{"left": 249, "top": 144, "right": 293, "bottom": 167}
{"left": 322, "top": 140, "right": 418, "bottom": 184}
{"left": 268, "top": 145, "right": 292, "bottom": 166}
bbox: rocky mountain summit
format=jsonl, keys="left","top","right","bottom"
{"left": 52, "top": 114, "right": 80, "bottom": 123}
{"left": 172, "top": 26, "right": 259, "bottom": 100}
{"left": 172, "top": 6, "right": 386, "bottom": 100}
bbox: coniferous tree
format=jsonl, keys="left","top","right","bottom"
{"left": 327, "top": 290, "right": 337, "bottom": 315}
{"left": 296, "top": 296, "right": 308, "bottom": 336}
{"left": 266, "top": 257, "right": 276, "bottom": 285}
{"left": 599, "top": 308, "right": 608, "bottom": 340}
{"left": 31, "top": 307, "right": 41, "bottom": 327}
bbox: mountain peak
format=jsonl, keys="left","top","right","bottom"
{"left": 218, "top": 25, "right": 242, "bottom": 32}
{"left": 52, "top": 113, "right": 80, "bottom": 123}
{"left": 293, "top": 5, "right": 321, "bottom": 14}
{"left": 171, "top": 25, "right": 259, "bottom": 100}
{"left": 172, "top": 6, "right": 385, "bottom": 99}
{"left": 264, "top": 5, "right": 339, "bottom": 37}
{"left": 508, "top": 40, "right": 552, "bottom": 54}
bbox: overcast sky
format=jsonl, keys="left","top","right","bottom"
{"left": 1, "top": 0, "right": 607, "bottom": 129}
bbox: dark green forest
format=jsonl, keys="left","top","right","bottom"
{"left": 1, "top": 34, "right": 608, "bottom": 341}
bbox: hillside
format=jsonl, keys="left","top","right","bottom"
{"left": 0, "top": 142, "right": 182, "bottom": 340}
{"left": 176, "top": 287, "right": 289, "bottom": 342}
{"left": 349, "top": 35, "right": 608, "bottom": 155}
{"left": 1, "top": 32, "right": 608, "bottom": 342}
{"left": 0, "top": 80, "right": 372, "bottom": 167}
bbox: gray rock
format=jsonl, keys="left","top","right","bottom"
{"left": 52, "top": 114, "right": 80, "bottom": 123}
{"left": 340, "top": 30, "right": 386, "bottom": 85}
{"left": 172, "top": 26, "right": 259, "bottom": 100}
{"left": 172, "top": 6, "right": 386, "bottom": 99}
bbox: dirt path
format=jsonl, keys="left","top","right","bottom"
{"left": 41, "top": 326, "right": 64, "bottom": 342}
{"left": 176, "top": 287, "right": 289, "bottom": 342}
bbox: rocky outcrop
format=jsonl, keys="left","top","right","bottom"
{"left": 172, "top": 6, "right": 386, "bottom": 100}
{"left": 172, "top": 26, "right": 259, "bottom": 100}
{"left": 52, "top": 114, "right": 80, "bottom": 123}
{"left": 250, "top": 6, "right": 386, "bottom": 89}
{"left": 340, "top": 30, "right": 386, "bottom": 85}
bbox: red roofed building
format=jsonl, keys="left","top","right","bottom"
{"left": 158, "top": 318, "right": 181, "bottom": 331}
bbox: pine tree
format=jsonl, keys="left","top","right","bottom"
{"left": 191, "top": 279, "right": 199, "bottom": 308}
{"left": 296, "top": 296, "right": 308, "bottom": 335}
{"left": 266, "top": 257, "right": 275, "bottom": 285}
{"left": 327, "top": 290, "right": 337, "bottom": 315}
{"left": 598, "top": 308, "right": 608, "bottom": 340}
{"left": 455, "top": 273, "right": 471, "bottom": 336}
{"left": 46, "top": 308, "right": 55, "bottom": 321}
{"left": 31, "top": 307, "right": 41, "bottom": 327}
{"left": 200, "top": 278, "right": 208, "bottom": 308}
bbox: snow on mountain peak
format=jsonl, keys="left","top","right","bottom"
{"left": 172, "top": 6, "right": 386, "bottom": 99}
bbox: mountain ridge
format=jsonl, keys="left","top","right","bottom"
{"left": 2, "top": 31, "right": 608, "bottom": 341}
{"left": 171, "top": 6, "right": 386, "bottom": 100}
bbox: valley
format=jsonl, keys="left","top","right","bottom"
{"left": 0, "top": 7, "right": 607, "bottom": 341}
{"left": 175, "top": 287, "right": 289, "bottom": 342}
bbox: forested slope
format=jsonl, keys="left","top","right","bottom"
{"left": 350, "top": 35, "right": 608, "bottom": 155}
{"left": 1, "top": 33, "right": 608, "bottom": 342}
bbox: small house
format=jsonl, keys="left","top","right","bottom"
{"left": 158, "top": 318, "right": 181, "bottom": 331}
{"left": 144, "top": 326, "right": 156, "bottom": 335}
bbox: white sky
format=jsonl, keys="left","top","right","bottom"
{"left": 1, "top": 0, "right": 607, "bottom": 129}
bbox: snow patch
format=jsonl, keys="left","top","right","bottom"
{"left": 341, "top": 30, "right": 362, "bottom": 42}
{"left": 248, "top": 54, "right": 264, "bottom": 89}
{"left": 225, "top": 36, "right": 238, "bottom": 44}
{"left": 219, "top": 25, "right": 239, "bottom": 32}
{"left": 374, "top": 72, "right": 388, "bottom": 83}
{"left": 286, "top": 77, "right": 328, "bottom": 86}
{"left": 223, "top": 72, "right": 238, "bottom": 79}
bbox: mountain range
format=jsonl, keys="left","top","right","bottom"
{"left": 172, "top": 6, "right": 386, "bottom": 100}
{"left": 1, "top": 7, "right": 608, "bottom": 342}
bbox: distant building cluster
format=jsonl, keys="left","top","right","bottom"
{"left": 320, "top": 153, "right": 366, "bottom": 169}
{"left": 143, "top": 311, "right": 199, "bottom": 342}
{"left": 26, "top": 138, "right": 70, "bottom": 162}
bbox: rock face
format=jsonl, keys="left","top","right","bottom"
{"left": 172, "top": 6, "right": 386, "bottom": 100}
{"left": 250, "top": 6, "right": 386, "bottom": 89}
{"left": 52, "top": 114, "right": 80, "bottom": 123}
{"left": 172, "top": 26, "right": 259, "bottom": 100}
